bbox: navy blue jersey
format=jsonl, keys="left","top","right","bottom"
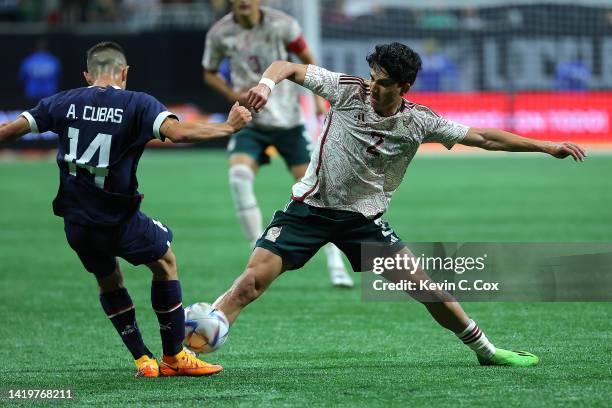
{"left": 22, "top": 86, "right": 176, "bottom": 226}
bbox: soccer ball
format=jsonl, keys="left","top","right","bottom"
{"left": 183, "top": 302, "right": 230, "bottom": 354}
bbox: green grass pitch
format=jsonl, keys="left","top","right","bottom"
{"left": 0, "top": 150, "right": 611, "bottom": 407}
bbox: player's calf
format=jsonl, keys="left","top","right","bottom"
{"left": 381, "top": 248, "right": 539, "bottom": 367}
{"left": 147, "top": 249, "right": 186, "bottom": 357}
{"left": 229, "top": 163, "right": 263, "bottom": 246}
{"left": 147, "top": 248, "right": 178, "bottom": 281}
{"left": 229, "top": 272, "right": 261, "bottom": 308}
{"left": 215, "top": 247, "right": 284, "bottom": 324}
{"left": 98, "top": 268, "right": 154, "bottom": 362}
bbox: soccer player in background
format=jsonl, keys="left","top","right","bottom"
{"left": 211, "top": 42, "right": 587, "bottom": 367}
{"left": 0, "top": 41, "right": 252, "bottom": 377}
{"left": 202, "top": 0, "right": 354, "bottom": 288}
{"left": 18, "top": 39, "right": 61, "bottom": 101}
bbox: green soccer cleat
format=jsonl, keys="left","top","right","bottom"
{"left": 478, "top": 348, "right": 540, "bottom": 367}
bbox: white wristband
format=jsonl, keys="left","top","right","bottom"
{"left": 259, "top": 78, "right": 276, "bottom": 92}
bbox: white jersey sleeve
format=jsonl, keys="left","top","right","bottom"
{"left": 281, "top": 14, "right": 302, "bottom": 46}
{"left": 202, "top": 27, "right": 224, "bottom": 71}
{"left": 302, "top": 65, "right": 365, "bottom": 108}
{"left": 422, "top": 109, "right": 470, "bottom": 150}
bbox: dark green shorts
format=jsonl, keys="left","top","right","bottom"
{"left": 227, "top": 125, "right": 312, "bottom": 167}
{"left": 256, "top": 201, "right": 405, "bottom": 272}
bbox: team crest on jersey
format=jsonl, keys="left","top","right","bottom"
{"left": 355, "top": 111, "right": 366, "bottom": 124}
{"left": 265, "top": 226, "right": 282, "bottom": 243}
{"left": 355, "top": 110, "right": 372, "bottom": 128}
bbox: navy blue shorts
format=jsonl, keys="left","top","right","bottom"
{"left": 64, "top": 211, "right": 173, "bottom": 277}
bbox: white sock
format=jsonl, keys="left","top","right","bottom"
{"left": 456, "top": 319, "right": 496, "bottom": 359}
{"left": 324, "top": 243, "right": 345, "bottom": 271}
{"left": 229, "top": 164, "right": 262, "bottom": 246}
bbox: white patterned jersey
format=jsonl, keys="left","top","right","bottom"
{"left": 292, "top": 65, "right": 470, "bottom": 218}
{"left": 202, "top": 7, "right": 306, "bottom": 130}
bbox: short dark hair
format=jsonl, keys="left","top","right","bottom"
{"left": 86, "top": 41, "right": 127, "bottom": 76}
{"left": 366, "top": 42, "right": 422, "bottom": 85}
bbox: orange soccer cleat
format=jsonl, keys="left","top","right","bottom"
{"left": 134, "top": 355, "right": 159, "bottom": 378}
{"left": 159, "top": 349, "right": 223, "bottom": 377}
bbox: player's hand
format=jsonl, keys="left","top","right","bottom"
{"left": 227, "top": 102, "right": 252, "bottom": 132}
{"left": 545, "top": 141, "right": 587, "bottom": 162}
{"left": 236, "top": 91, "right": 252, "bottom": 109}
{"left": 247, "top": 83, "right": 272, "bottom": 113}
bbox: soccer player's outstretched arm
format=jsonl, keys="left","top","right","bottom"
{"left": 0, "top": 116, "right": 33, "bottom": 145}
{"left": 247, "top": 62, "right": 309, "bottom": 112}
{"left": 294, "top": 49, "right": 328, "bottom": 116}
{"left": 160, "top": 102, "right": 252, "bottom": 143}
{"left": 461, "top": 128, "right": 587, "bottom": 162}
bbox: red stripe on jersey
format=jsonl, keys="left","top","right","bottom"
{"left": 339, "top": 81, "right": 366, "bottom": 87}
{"left": 339, "top": 81, "right": 369, "bottom": 93}
{"left": 287, "top": 34, "right": 308, "bottom": 54}
{"left": 292, "top": 111, "right": 334, "bottom": 202}
{"left": 339, "top": 79, "right": 365, "bottom": 84}
{"left": 340, "top": 75, "right": 364, "bottom": 82}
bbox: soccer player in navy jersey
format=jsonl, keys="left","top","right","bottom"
{"left": 0, "top": 41, "right": 252, "bottom": 378}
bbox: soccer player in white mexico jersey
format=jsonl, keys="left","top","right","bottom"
{"left": 210, "top": 42, "right": 587, "bottom": 367}
{"left": 202, "top": 0, "right": 353, "bottom": 288}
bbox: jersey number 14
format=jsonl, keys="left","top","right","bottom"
{"left": 64, "top": 127, "right": 111, "bottom": 188}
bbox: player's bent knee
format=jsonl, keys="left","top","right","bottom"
{"left": 229, "top": 154, "right": 258, "bottom": 170}
{"left": 147, "top": 248, "right": 178, "bottom": 281}
{"left": 230, "top": 251, "right": 281, "bottom": 305}
{"left": 228, "top": 164, "right": 257, "bottom": 210}
{"left": 96, "top": 263, "right": 124, "bottom": 294}
{"left": 231, "top": 273, "right": 259, "bottom": 305}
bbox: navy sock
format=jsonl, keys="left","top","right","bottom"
{"left": 151, "top": 280, "right": 184, "bottom": 356}
{"left": 100, "top": 288, "right": 152, "bottom": 360}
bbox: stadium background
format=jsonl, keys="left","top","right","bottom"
{"left": 1, "top": 1, "right": 611, "bottom": 406}
{"left": 3, "top": 0, "right": 612, "bottom": 148}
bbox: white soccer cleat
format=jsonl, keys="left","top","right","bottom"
{"left": 329, "top": 266, "right": 354, "bottom": 288}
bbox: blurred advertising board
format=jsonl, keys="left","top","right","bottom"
{"left": 408, "top": 92, "right": 612, "bottom": 143}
